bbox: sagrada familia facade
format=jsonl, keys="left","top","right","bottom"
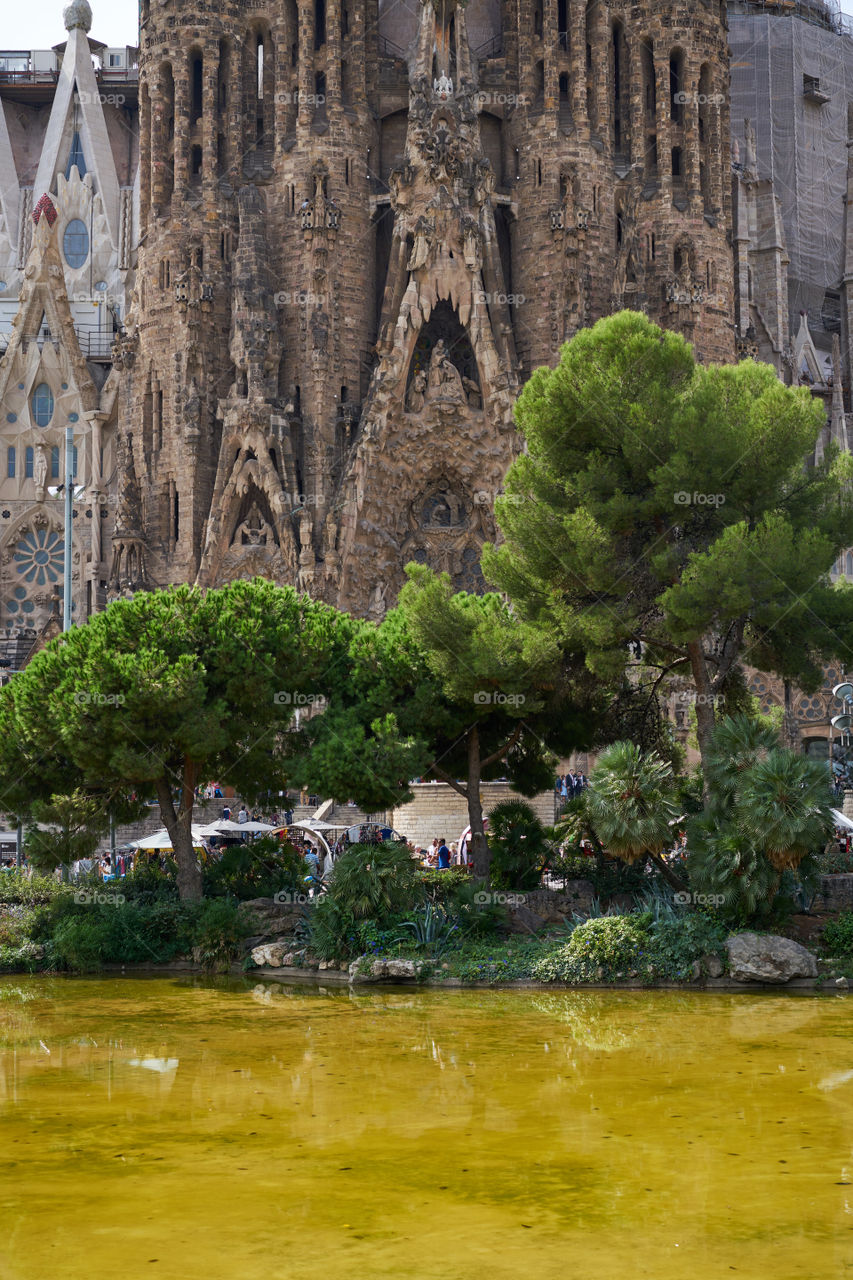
{"left": 0, "top": 0, "right": 849, "bottom": 640}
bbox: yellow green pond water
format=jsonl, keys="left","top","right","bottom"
{"left": 0, "top": 977, "right": 852, "bottom": 1280}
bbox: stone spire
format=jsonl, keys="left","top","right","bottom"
{"left": 63, "top": 1, "right": 93, "bottom": 32}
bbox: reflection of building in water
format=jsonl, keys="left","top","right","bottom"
{"left": 0, "top": 1, "right": 138, "bottom": 658}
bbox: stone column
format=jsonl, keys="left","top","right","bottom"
{"left": 203, "top": 42, "right": 219, "bottom": 195}
{"left": 173, "top": 58, "right": 190, "bottom": 203}
{"left": 298, "top": 3, "right": 314, "bottom": 129}
{"left": 327, "top": 0, "right": 342, "bottom": 107}
{"left": 655, "top": 55, "right": 672, "bottom": 188}
{"left": 569, "top": 0, "right": 586, "bottom": 125}
{"left": 543, "top": 0, "right": 558, "bottom": 128}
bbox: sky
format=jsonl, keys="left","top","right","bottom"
{"left": 3, "top": 0, "right": 853, "bottom": 54}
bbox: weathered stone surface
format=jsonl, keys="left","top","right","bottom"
{"left": 348, "top": 956, "right": 425, "bottom": 982}
{"left": 114, "top": 0, "right": 734, "bottom": 618}
{"left": 725, "top": 932, "right": 818, "bottom": 984}
{"left": 238, "top": 899, "right": 302, "bottom": 940}
{"left": 814, "top": 875, "right": 853, "bottom": 914}
{"left": 507, "top": 903, "right": 547, "bottom": 934}
{"left": 250, "top": 942, "right": 295, "bottom": 967}
{"left": 703, "top": 953, "right": 724, "bottom": 979}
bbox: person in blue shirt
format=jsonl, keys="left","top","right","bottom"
{"left": 437, "top": 837, "right": 451, "bottom": 869}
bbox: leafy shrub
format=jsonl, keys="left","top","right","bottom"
{"left": 203, "top": 838, "right": 306, "bottom": 901}
{"left": 400, "top": 901, "right": 464, "bottom": 956}
{"left": 119, "top": 862, "right": 179, "bottom": 903}
{"left": 534, "top": 914, "right": 652, "bottom": 982}
{"left": 487, "top": 800, "right": 549, "bottom": 890}
{"left": 646, "top": 914, "right": 727, "bottom": 980}
{"left": 0, "top": 873, "right": 73, "bottom": 907}
{"left": 442, "top": 937, "right": 550, "bottom": 983}
{"left": 815, "top": 843, "right": 853, "bottom": 875}
{"left": 191, "top": 898, "right": 248, "bottom": 970}
{"left": 51, "top": 900, "right": 196, "bottom": 971}
{"left": 821, "top": 911, "right": 853, "bottom": 956}
{"left": 327, "top": 843, "right": 421, "bottom": 922}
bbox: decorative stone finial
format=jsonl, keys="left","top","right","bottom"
{"left": 63, "top": 0, "right": 93, "bottom": 33}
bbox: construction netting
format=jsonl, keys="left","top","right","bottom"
{"left": 729, "top": 7, "right": 852, "bottom": 335}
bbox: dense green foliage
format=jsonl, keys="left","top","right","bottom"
{"left": 487, "top": 799, "right": 551, "bottom": 889}
{"left": 202, "top": 838, "right": 307, "bottom": 901}
{"left": 484, "top": 311, "right": 853, "bottom": 763}
{"left": 821, "top": 912, "right": 853, "bottom": 957}
{"left": 687, "top": 714, "right": 833, "bottom": 922}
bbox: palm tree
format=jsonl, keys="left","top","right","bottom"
{"left": 586, "top": 741, "right": 685, "bottom": 889}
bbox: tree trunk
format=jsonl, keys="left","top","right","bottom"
{"left": 466, "top": 725, "right": 491, "bottom": 881}
{"left": 687, "top": 639, "right": 717, "bottom": 780}
{"left": 155, "top": 761, "right": 203, "bottom": 901}
{"left": 647, "top": 850, "right": 688, "bottom": 893}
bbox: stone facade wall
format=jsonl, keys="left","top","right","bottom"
{"left": 116, "top": 0, "right": 735, "bottom": 615}
{"left": 391, "top": 780, "right": 557, "bottom": 849}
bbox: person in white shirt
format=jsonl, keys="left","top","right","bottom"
{"left": 237, "top": 807, "right": 248, "bottom": 824}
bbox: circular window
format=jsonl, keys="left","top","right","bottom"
{"left": 63, "top": 219, "right": 90, "bottom": 269}
{"left": 94, "top": 281, "right": 108, "bottom": 292}
{"left": 0, "top": 282, "right": 7, "bottom": 292}
{"left": 31, "top": 383, "right": 54, "bottom": 428}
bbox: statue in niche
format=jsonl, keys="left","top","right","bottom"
{"left": 233, "top": 503, "right": 273, "bottom": 547}
{"left": 368, "top": 582, "right": 388, "bottom": 620}
{"left": 33, "top": 445, "right": 49, "bottom": 497}
{"left": 408, "top": 218, "right": 433, "bottom": 272}
{"left": 423, "top": 488, "right": 464, "bottom": 528}
{"left": 463, "top": 375, "right": 481, "bottom": 409}
{"left": 407, "top": 369, "right": 428, "bottom": 412}
{"left": 427, "top": 340, "right": 465, "bottom": 402}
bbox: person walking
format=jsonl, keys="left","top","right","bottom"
{"left": 437, "top": 837, "right": 451, "bottom": 869}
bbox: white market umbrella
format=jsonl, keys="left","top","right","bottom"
{"left": 831, "top": 808, "right": 853, "bottom": 831}
{"left": 132, "top": 828, "right": 208, "bottom": 850}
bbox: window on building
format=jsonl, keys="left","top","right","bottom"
{"left": 7, "top": 446, "right": 14, "bottom": 479}
{"left": 51, "top": 446, "right": 59, "bottom": 479}
{"left": 65, "top": 132, "right": 87, "bottom": 180}
{"left": 63, "top": 218, "right": 90, "bottom": 269}
{"left": 32, "top": 383, "right": 54, "bottom": 428}
{"left": 25, "top": 446, "right": 33, "bottom": 479}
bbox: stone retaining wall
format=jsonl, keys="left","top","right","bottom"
{"left": 391, "top": 782, "right": 558, "bottom": 851}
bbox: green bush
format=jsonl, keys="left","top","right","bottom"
{"left": 327, "top": 843, "right": 421, "bottom": 922}
{"left": 815, "top": 843, "right": 853, "bottom": 875}
{"left": 191, "top": 898, "right": 248, "bottom": 970}
{"left": 821, "top": 911, "right": 853, "bottom": 956}
{"left": 534, "top": 914, "right": 652, "bottom": 982}
{"left": 0, "top": 873, "right": 73, "bottom": 907}
{"left": 646, "top": 913, "right": 727, "bottom": 980}
{"left": 487, "top": 800, "right": 549, "bottom": 890}
{"left": 203, "top": 838, "right": 306, "bottom": 901}
{"left": 51, "top": 900, "right": 196, "bottom": 971}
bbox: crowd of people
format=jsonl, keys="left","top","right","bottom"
{"left": 556, "top": 772, "right": 588, "bottom": 809}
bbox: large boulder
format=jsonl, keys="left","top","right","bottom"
{"left": 726, "top": 932, "right": 818, "bottom": 984}
{"left": 348, "top": 956, "right": 426, "bottom": 983}
{"left": 250, "top": 941, "right": 295, "bottom": 967}
{"left": 238, "top": 897, "right": 303, "bottom": 940}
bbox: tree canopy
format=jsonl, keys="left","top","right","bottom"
{"left": 483, "top": 310, "right": 853, "bottom": 764}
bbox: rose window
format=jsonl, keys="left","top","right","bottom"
{"left": 14, "top": 528, "right": 65, "bottom": 587}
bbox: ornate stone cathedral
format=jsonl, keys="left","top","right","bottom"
{"left": 110, "top": 0, "right": 734, "bottom": 617}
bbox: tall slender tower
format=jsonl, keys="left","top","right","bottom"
{"left": 116, "top": 0, "right": 734, "bottom": 614}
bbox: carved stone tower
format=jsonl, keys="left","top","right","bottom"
{"left": 118, "top": 0, "right": 734, "bottom": 614}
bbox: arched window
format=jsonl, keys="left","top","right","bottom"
{"left": 63, "top": 219, "right": 90, "bottom": 269}
{"left": 670, "top": 50, "right": 684, "bottom": 122}
{"left": 32, "top": 383, "right": 54, "bottom": 428}
{"left": 190, "top": 51, "right": 203, "bottom": 124}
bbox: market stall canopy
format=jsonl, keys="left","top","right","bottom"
{"left": 132, "top": 828, "right": 209, "bottom": 850}
{"left": 830, "top": 808, "right": 853, "bottom": 831}
{"left": 204, "top": 820, "right": 276, "bottom": 834}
